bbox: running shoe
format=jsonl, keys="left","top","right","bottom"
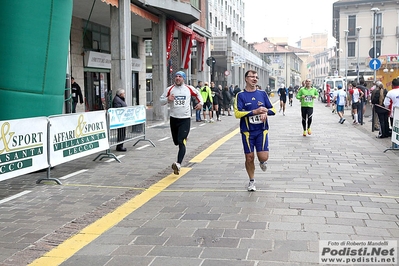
{"left": 247, "top": 180, "right": 256, "bottom": 191}
{"left": 259, "top": 161, "right": 267, "bottom": 172}
{"left": 340, "top": 118, "right": 346, "bottom": 124}
{"left": 172, "top": 162, "right": 181, "bottom": 175}
{"left": 307, "top": 128, "right": 312, "bottom": 135}
{"left": 303, "top": 131, "right": 307, "bottom": 137}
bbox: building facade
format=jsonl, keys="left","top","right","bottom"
{"left": 252, "top": 39, "right": 306, "bottom": 90}
{"left": 208, "top": 0, "right": 271, "bottom": 89}
{"left": 333, "top": 0, "right": 399, "bottom": 87}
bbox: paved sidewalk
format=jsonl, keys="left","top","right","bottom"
{"left": 0, "top": 97, "right": 398, "bottom": 265}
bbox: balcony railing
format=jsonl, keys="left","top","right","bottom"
{"left": 370, "top": 27, "right": 384, "bottom": 39}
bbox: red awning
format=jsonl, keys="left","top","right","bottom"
{"left": 101, "top": 0, "right": 159, "bottom": 23}
{"left": 101, "top": 0, "right": 118, "bottom": 7}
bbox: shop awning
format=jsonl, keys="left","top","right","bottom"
{"left": 101, "top": 0, "right": 159, "bottom": 23}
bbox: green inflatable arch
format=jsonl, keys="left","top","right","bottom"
{"left": 0, "top": 0, "right": 73, "bottom": 120}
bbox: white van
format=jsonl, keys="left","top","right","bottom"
{"left": 321, "top": 76, "right": 346, "bottom": 103}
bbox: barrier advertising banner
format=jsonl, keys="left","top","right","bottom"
{"left": 0, "top": 117, "right": 48, "bottom": 182}
{"left": 49, "top": 111, "right": 109, "bottom": 166}
{"left": 108, "top": 105, "right": 146, "bottom": 129}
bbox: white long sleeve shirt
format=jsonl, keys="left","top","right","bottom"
{"left": 160, "top": 83, "right": 203, "bottom": 119}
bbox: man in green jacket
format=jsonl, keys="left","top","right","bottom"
{"left": 296, "top": 79, "right": 319, "bottom": 136}
{"left": 200, "top": 82, "right": 213, "bottom": 122}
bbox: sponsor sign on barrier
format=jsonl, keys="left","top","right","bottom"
{"left": 108, "top": 105, "right": 146, "bottom": 129}
{"left": 49, "top": 111, "right": 109, "bottom": 166}
{"left": 0, "top": 117, "right": 48, "bottom": 181}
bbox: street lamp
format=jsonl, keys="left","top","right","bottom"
{"left": 335, "top": 40, "right": 339, "bottom": 76}
{"left": 371, "top": 7, "right": 380, "bottom": 82}
{"left": 344, "top": 30, "right": 349, "bottom": 85}
{"left": 356, "top": 26, "right": 362, "bottom": 83}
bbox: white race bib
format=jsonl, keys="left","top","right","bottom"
{"left": 304, "top": 95, "right": 313, "bottom": 102}
{"left": 248, "top": 115, "right": 263, "bottom": 124}
{"left": 174, "top": 96, "right": 186, "bottom": 106}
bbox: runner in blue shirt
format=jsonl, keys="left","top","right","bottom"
{"left": 234, "top": 70, "right": 276, "bottom": 191}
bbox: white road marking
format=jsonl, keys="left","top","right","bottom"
{"left": 59, "top": 169, "right": 89, "bottom": 179}
{"left": 0, "top": 190, "right": 32, "bottom": 205}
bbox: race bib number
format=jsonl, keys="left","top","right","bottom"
{"left": 174, "top": 96, "right": 186, "bottom": 106}
{"left": 249, "top": 115, "right": 263, "bottom": 124}
{"left": 304, "top": 95, "right": 313, "bottom": 102}
{"left": 289, "top": 91, "right": 293, "bottom": 94}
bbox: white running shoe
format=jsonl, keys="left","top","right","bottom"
{"left": 247, "top": 180, "right": 256, "bottom": 191}
{"left": 172, "top": 162, "right": 181, "bottom": 175}
{"left": 259, "top": 161, "right": 267, "bottom": 172}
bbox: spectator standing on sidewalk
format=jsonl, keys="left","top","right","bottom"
{"left": 194, "top": 81, "right": 203, "bottom": 122}
{"left": 71, "top": 77, "right": 84, "bottom": 113}
{"left": 160, "top": 71, "right": 203, "bottom": 175}
{"left": 234, "top": 70, "right": 276, "bottom": 192}
{"left": 372, "top": 81, "right": 390, "bottom": 138}
{"left": 112, "top": 89, "right": 128, "bottom": 152}
{"left": 357, "top": 77, "right": 368, "bottom": 125}
{"left": 296, "top": 79, "right": 319, "bottom": 136}
{"left": 384, "top": 77, "right": 399, "bottom": 131}
{"left": 222, "top": 85, "right": 232, "bottom": 116}
{"left": 349, "top": 81, "right": 364, "bottom": 125}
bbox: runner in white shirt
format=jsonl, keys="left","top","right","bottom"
{"left": 160, "top": 71, "right": 203, "bottom": 175}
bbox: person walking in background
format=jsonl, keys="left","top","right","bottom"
{"left": 112, "top": 88, "right": 128, "bottom": 152}
{"left": 384, "top": 77, "right": 399, "bottom": 132}
{"left": 371, "top": 81, "right": 390, "bottom": 138}
{"left": 210, "top": 82, "right": 222, "bottom": 121}
{"left": 222, "top": 85, "right": 232, "bottom": 116}
{"left": 296, "top": 79, "right": 319, "bottom": 136}
{"left": 277, "top": 83, "right": 288, "bottom": 115}
{"left": 71, "top": 77, "right": 84, "bottom": 113}
{"left": 288, "top": 85, "right": 295, "bottom": 106}
{"left": 160, "top": 71, "right": 203, "bottom": 175}
{"left": 331, "top": 87, "right": 338, "bottom": 114}
{"left": 194, "top": 81, "right": 203, "bottom": 122}
{"left": 200, "top": 82, "right": 213, "bottom": 122}
{"left": 349, "top": 81, "right": 364, "bottom": 125}
{"left": 234, "top": 70, "right": 276, "bottom": 192}
{"left": 333, "top": 85, "right": 347, "bottom": 124}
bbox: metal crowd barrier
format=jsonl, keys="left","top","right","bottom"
{"left": 384, "top": 106, "right": 399, "bottom": 153}
{"left": 0, "top": 106, "right": 154, "bottom": 185}
{"left": 93, "top": 105, "right": 155, "bottom": 163}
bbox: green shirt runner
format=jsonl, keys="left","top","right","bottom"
{"left": 296, "top": 87, "right": 319, "bottom": 107}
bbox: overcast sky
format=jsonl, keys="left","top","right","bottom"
{"left": 244, "top": 0, "right": 337, "bottom": 46}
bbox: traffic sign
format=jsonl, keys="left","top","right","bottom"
{"left": 369, "top": 58, "right": 381, "bottom": 70}
{"left": 368, "top": 47, "right": 380, "bottom": 58}
{"left": 206, "top": 57, "right": 216, "bottom": 66}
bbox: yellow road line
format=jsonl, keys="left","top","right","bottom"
{"left": 190, "top": 127, "right": 239, "bottom": 163}
{"left": 28, "top": 168, "right": 191, "bottom": 266}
